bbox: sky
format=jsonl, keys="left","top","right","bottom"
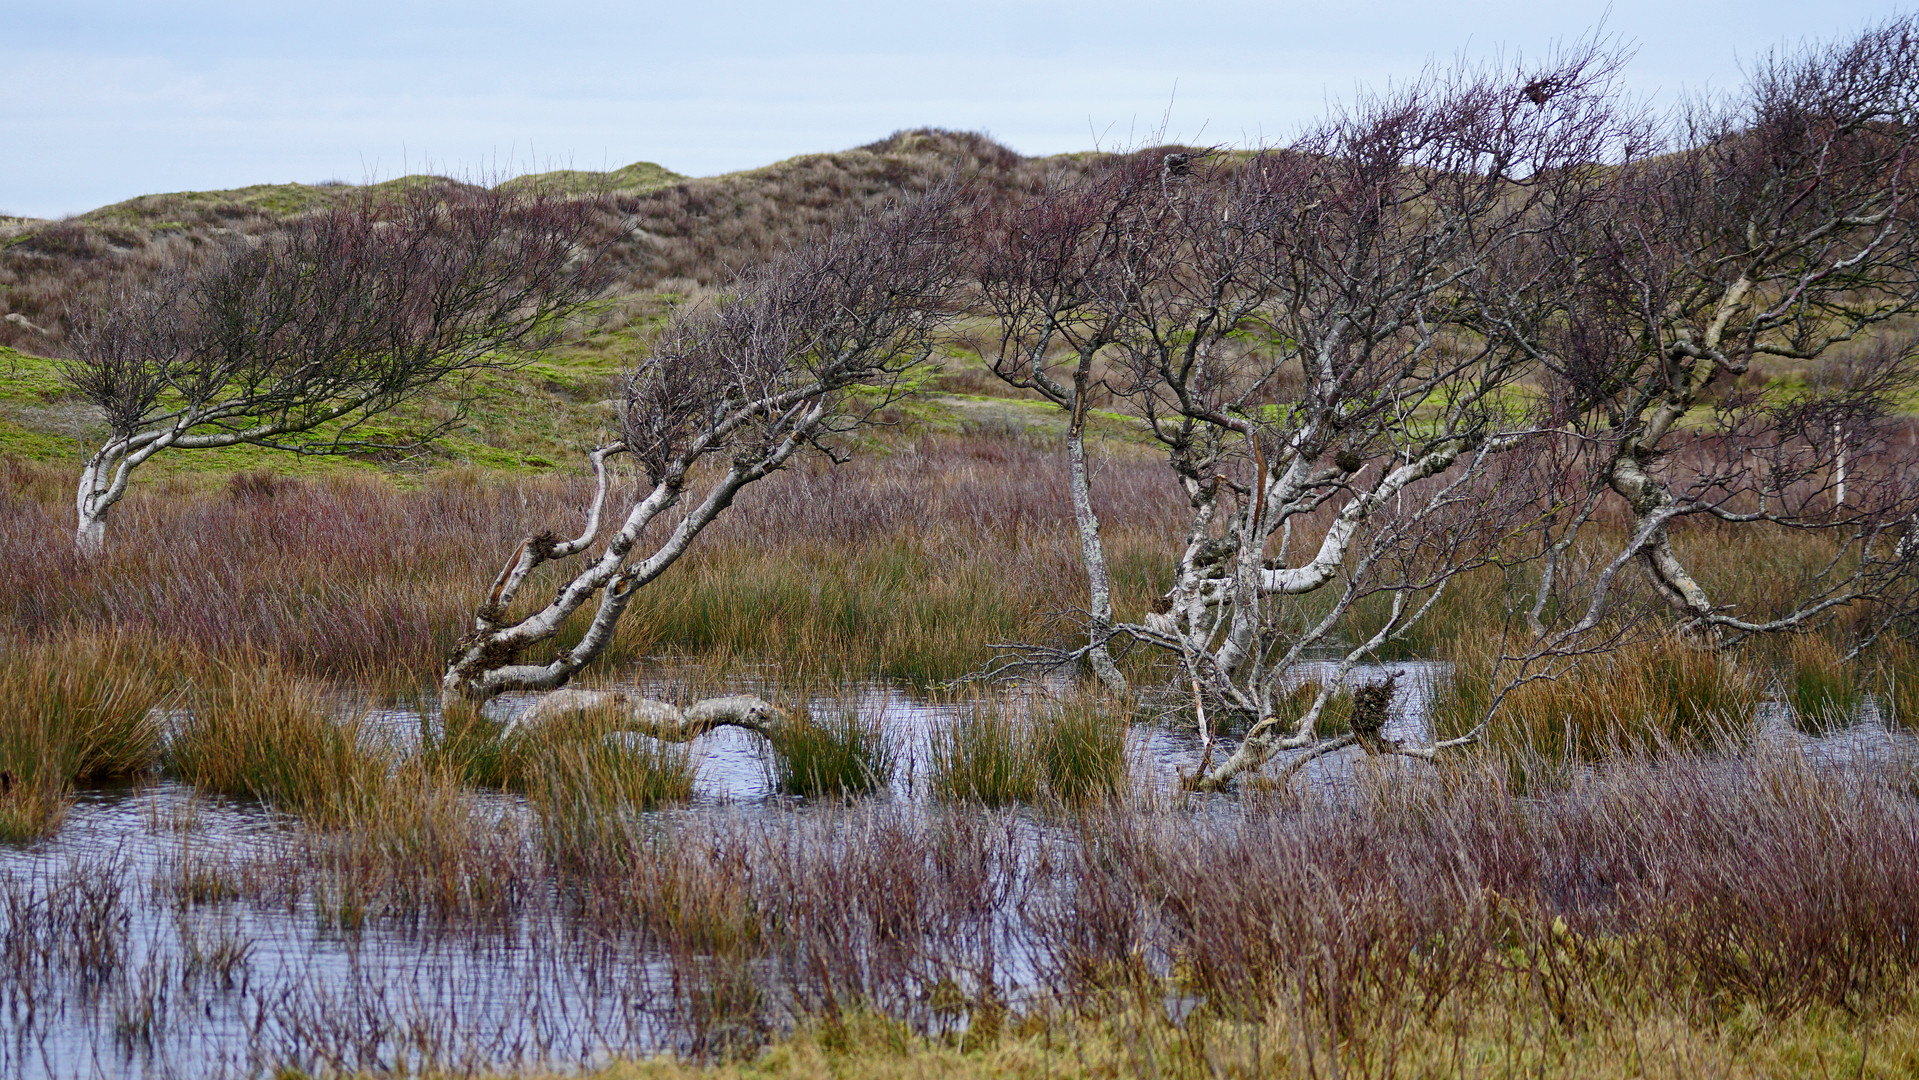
{"left": 1, "top": 0, "right": 1911, "bottom": 219}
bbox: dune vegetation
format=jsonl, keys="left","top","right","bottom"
{"left": 6, "top": 18, "right": 1919, "bottom": 1079}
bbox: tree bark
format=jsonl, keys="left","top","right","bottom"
{"left": 1066, "top": 405, "right": 1126, "bottom": 693}
{"left": 502, "top": 689, "right": 790, "bottom": 742}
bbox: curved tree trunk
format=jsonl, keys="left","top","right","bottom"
{"left": 502, "top": 689, "right": 791, "bottom": 742}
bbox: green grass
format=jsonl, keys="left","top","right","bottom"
{"left": 931, "top": 703, "right": 1040, "bottom": 806}
{"left": 482, "top": 993, "right": 1919, "bottom": 1080}
{"left": 1785, "top": 634, "right": 1868, "bottom": 731}
{"left": 499, "top": 160, "right": 685, "bottom": 197}
{"left": 931, "top": 695, "right": 1128, "bottom": 807}
{"left": 766, "top": 707, "right": 898, "bottom": 798}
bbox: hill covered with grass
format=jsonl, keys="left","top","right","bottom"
{"left": 0, "top": 129, "right": 1151, "bottom": 480}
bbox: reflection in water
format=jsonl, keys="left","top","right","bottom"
{"left": 1, "top": 660, "right": 1905, "bottom": 1079}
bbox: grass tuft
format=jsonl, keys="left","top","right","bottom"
{"left": 424, "top": 697, "right": 696, "bottom": 809}
{"left": 931, "top": 694, "right": 1127, "bottom": 806}
{"left": 1033, "top": 696, "right": 1129, "bottom": 805}
{"left": 1785, "top": 634, "right": 1867, "bottom": 730}
{"left": 167, "top": 661, "right": 391, "bottom": 825}
{"left": 0, "top": 774, "right": 69, "bottom": 843}
{"left": 0, "top": 629, "right": 173, "bottom": 789}
{"left": 931, "top": 702, "right": 1040, "bottom": 806}
{"left": 1435, "top": 632, "right": 1760, "bottom": 769}
{"left": 766, "top": 706, "right": 897, "bottom": 799}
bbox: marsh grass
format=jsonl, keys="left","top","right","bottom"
{"left": 1785, "top": 633, "right": 1868, "bottom": 730}
{"left": 0, "top": 433, "right": 1183, "bottom": 689}
{"left": 1034, "top": 696, "right": 1129, "bottom": 805}
{"left": 0, "top": 629, "right": 173, "bottom": 789}
{"left": 931, "top": 694, "right": 1128, "bottom": 806}
{"left": 766, "top": 707, "right": 898, "bottom": 799}
{"left": 530, "top": 728, "right": 696, "bottom": 815}
{"left": 308, "top": 760, "right": 534, "bottom": 927}
{"left": 167, "top": 661, "right": 391, "bottom": 826}
{"left": 0, "top": 775, "right": 70, "bottom": 843}
{"left": 422, "top": 698, "right": 696, "bottom": 810}
{"left": 1435, "top": 633, "right": 1759, "bottom": 767}
{"left": 16, "top": 742, "right": 1919, "bottom": 1076}
{"left": 1881, "top": 640, "right": 1919, "bottom": 730}
{"left": 1271, "top": 680, "right": 1355, "bottom": 739}
{"left": 419, "top": 698, "right": 521, "bottom": 790}
{"left": 930, "top": 703, "right": 1039, "bottom": 805}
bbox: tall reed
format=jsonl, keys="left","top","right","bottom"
{"left": 0, "top": 628, "right": 174, "bottom": 788}
{"left": 167, "top": 660, "right": 391, "bottom": 826}
{"left": 766, "top": 707, "right": 898, "bottom": 799}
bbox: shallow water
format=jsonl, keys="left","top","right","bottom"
{"left": 3, "top": 660, "right": 1907, "bottom": 1079}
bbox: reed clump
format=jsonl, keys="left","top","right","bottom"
{"left": 931, "top": 694, "right": 1128, "bottom": 806}
{"left": 1435, "top": 632, "right": 1760, "bottom": 766}
{"left": 529, "top": 725, "right": 697, "bottom": 815}
{"left": 766, "top": 707, "right": 897, "bottom": 799}
{"left": 167, "top": 661, "right": 391, "bottom": 826}
{"left": 0, "top": 629, "right": 174, "bottom": 790}
{"left": 310, "top": 760, "right": 534, "bottom": 928}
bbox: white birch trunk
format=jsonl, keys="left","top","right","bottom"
{"left": 1066, "top": 414, "right": 1126, "bottom": 694}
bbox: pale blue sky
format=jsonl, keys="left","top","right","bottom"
{"left": 1, "top": 0, "right": 1909, "bottom": 218}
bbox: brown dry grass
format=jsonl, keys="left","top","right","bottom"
{"left": 0, "top": 428, "right": 1184, "bottom": 689}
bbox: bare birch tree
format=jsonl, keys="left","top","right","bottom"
{"left": 978, "top": 46, "right": 1634, "bottom": 787}
{"left": 441, "top": 189, "right": 964, "bottom": 729}
{"left": 1007, "top": 22, "right": 1919, "bottom": 790}
{"left": 60, "top": 186, "right": 611, "bottom": 553}
{"left": 1513, "top": 15, "right": 1919, "bottom": 661}
{"left": 971, "top": 153, "right": 1187, "bottom": 693}
{"left": 1146, "top": 48, "right": 1632, "bottom": 789}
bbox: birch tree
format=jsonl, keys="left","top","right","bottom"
{"left": 1516, "top": 15, "right": 1919, "bottom": 659}
{"left": 1008, "top": 23, "right": 1919, "bottom": 790}
{"left": 441, "top": 189, "right": 964, "bottom": 727}
{"left": 980, "top": 46, "right": 1633, "bottom": 787}
{"left": 971, "top": 153, "right": 1188, "bottom": 693}
{"left": 1146, "top": 48, "right": 1631, "bottom": 789}
{"left": 60, "top": 186, "right": 610, "bottom": 553}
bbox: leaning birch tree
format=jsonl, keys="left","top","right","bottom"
{"left": 60, "top": 185, "right": 611, "bottom": 554}
{"left": 1512, "top": 15, "right": 1919, "bottom": 660}
{"left": 441, "top": 189, "right": 964, "bottom": 731}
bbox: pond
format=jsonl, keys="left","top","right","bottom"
{"left": 3, "top": 658, "right": 1907, "bottom": 1079}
